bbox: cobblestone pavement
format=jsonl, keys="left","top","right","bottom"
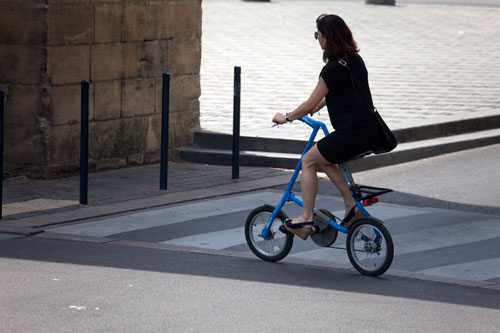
{"left": 1, "top": 162, "right": 291, "bottom": 221}
{"left": 200, "top": 0, "right": 500, "bottom": 139}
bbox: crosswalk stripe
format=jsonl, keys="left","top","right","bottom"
{"left": 162, "top": 227, "right": 246, "bottom": 250}
{"left": 418, "top": 258, "right": 500, "bottom": 281}
{"left": 48, "top": 192, "right": 283, "bottom": 237}
{"left": 289, "top": 218, "right": 500, "bottom": 265}
{"left": 395, "top": 218, "right": 500, "bottom": 255}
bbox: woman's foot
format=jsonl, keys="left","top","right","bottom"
{"left": 341, "top": 205, "right": 364, "bottom": 228}
{"left": 284, "top": 219, "right": 314, "bottom": 240}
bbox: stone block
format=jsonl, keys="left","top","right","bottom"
{"left": 48, "top": 45, "right": 90, "bottom": 85}
{"left": 167, "top": 37, "right": 201, "bottom": 75}
{"left": 145, "top": 114, "right": 161, "bottom": 152}
{"left": 122, "top": 41, "right": 168, "bottom": 79}
{"left": 96, "top": 157, "right": 127, "bottom": 171}
{"left": 144, "top": 150, "right": 160, "bottom": 164}
{"left": 127, "top": 153, "right": 144, "bottom": 165}
{"left": 94, "top": 80, "right": 121, "bottom": 121}
{"left": 122, "top": 78, "right": 156, "bottom": 117}
{"left": 167, "top": 1, "right": 202, "bottom": 39}
{"left": 95, "top": 4, "right": 121, "bottom": 43}
{"left": 0, "top": 45, "right": 45, "bottom": 84}
{"left": 3, "top": 85, "right": 41, "bottom": 125}
{"left": 46, "top": 0, "right": 92, "bottom": 3}
{"left": 169, "top": 74, "right": 201, "bottom": 112}
{"left": 4, "top": 124, "right": 46, "bottom": 168}
{"left": 91, "top": 43, "right": 122, "bottom": 81}
{"left": 124, "top": 115, "right": 160, "bottom": 153}
{"left": 168, "top": 109, "right": 199, "bottom": 147}
{"left": 122, "top": 4, "right": 161, "bottom": 42}
{"left": 155, "top": 74, "right": 200, "bottom": 114}
{"left": 122, "top": 42, "right": 142, "bottom": 79}
{"left": 89, "top": 118, "right": 121, "bottom": 158}
{"left": 157, "top": 2, "right": 170, "bottom": 39}
{"left": 0, "top": 4, "right": 47, "bottom": 45}
{"left": 48, "top": 4, "right": 93, "bottom": 46}
{"left": 49, "top": 84, "right": 95, "bottom": 125}
{"left": 46, "top": 123, "right": 80, "bottom": 164}
{"left": 139, "top": 40, "right": 168, "bottom": 78}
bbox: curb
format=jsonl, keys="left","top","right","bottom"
{"left": 0, "top": 174, "right": 293, "bottom": 231}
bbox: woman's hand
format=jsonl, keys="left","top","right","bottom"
{"left": 272, "top": 113, "right": 287, "bottom": 125}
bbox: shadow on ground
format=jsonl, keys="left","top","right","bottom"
{"left": 1, "top": 235, "right": 499, "bottom": 311}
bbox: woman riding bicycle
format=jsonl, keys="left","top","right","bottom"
{"left": 272, "top": 14, "right": 384, "bottom": 240}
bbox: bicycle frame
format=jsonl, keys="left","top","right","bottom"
{"left": 261, "top": 116, "right": 372, "bottom": 239}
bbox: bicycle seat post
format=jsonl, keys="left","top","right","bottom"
{"left": 339, "top": 163, "right": 355, "bottom": 188}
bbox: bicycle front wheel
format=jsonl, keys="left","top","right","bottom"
{"left": 245, "top": 205, "right": 293, "bottom": 262}
{"left": 346, "top": 217, "right": 394, "bottom": 276}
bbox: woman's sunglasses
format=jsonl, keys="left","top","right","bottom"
{"left": 314, "top": 31, "right": 319, "bottom": 40}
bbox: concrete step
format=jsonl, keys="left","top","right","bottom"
{"left": 179, "top": 128, "right": 500, "bottom": 171}
{"left": 191, "top": 114, "right": 500, "bottom": 154}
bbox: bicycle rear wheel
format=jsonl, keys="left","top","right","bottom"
{"left": 346, "top": 217, "right": 394, "bottom": 276}
{"left": 245, "top": 205, "right": 293, "bottom": 262}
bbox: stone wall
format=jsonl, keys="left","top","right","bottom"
{"left": 0, "top": 0, "right": 201, "bottom": 178}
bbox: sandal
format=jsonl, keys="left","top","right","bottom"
{"left": 284, "top": 219, "right": 314, "bottom": 240}
{"left": 341, "top": 206, "right": 364, "bottom": 228}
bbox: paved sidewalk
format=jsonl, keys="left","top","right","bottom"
{"left": 200, "top": 0, "right": 500, "bottom": 139}
{"left": 0, "top": 162, "right": 293, "bottom": 229}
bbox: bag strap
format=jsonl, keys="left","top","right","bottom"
{"left": 338, "top": 59, "right": 377, "bottom": 114}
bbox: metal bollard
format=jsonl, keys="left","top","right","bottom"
{"left": 160, "top": 73, "right": 170, "bottom": 190}
{"left": 232, "top": 66, "right": 241, "bottom": 179}
{"left": 0, "top": 89, "right": 4, "bottom": 219}
{"left": 80, "top": 81, "right": 89, "bottom": 205}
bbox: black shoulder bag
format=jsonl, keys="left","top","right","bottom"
{"left": 338, "top": 60, "right": 397, "bottom": 154}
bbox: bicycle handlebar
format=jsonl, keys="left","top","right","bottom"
{"left": 272, "top": 115, "right": 329, "bottom": 137}
{"left": 297, "top": 116, "right": 330, "bottom": 137}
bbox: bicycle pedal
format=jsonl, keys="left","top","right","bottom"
{"left": 279, "top": 225, "right": 290, "bottom": 234}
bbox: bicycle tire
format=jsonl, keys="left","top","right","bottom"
{"left": 245, "top": 205, "right": 293, "bottom": 262}
{"left": 346, "top": 217, "right": 394, "bottom": 276}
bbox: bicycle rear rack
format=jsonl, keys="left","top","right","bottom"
{"left": 339, "top": 162, "right": 392, "bottom": 202}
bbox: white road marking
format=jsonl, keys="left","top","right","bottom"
{"left": 48, "top": 192, "right": 283, "bottom": 237}
{"left": 162, "top": 227, "right": 246, "bottom": 250}
{"left": 418, "top": 258, "right": 500, "bottom": 281}
{"left": 395, "top": 218, "right": 500, "bottom": 255}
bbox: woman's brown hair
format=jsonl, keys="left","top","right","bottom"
{"left": 316, "top": 14, "right": 359, "bottom": 62}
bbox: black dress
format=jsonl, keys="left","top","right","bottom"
{"left": 316, "top": 54, "right": 383, "bottom": 164}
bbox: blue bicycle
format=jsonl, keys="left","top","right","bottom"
{"left": 244, "top": 116, "right": 394, "bottom": 276}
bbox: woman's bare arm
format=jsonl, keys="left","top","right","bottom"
{"left": 310, "top": 98, "right": 326, "bottom": 116}
{"left": 272, "top": 77, "right": 329, "bottom": 124}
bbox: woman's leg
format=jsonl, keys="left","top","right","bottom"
{"left": 292, "top": 144, "right": 357, "bottom": 224}
{"left": 320, "top": 163, "right": 357, "bottom": 219}
{"left": 292, "top": 144, "right": 325, "bottom": 223}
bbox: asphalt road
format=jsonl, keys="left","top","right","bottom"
{"left": 1, "top": 236, "right": 500, "bottom": 332}
{"left": 2, "top": 145, "right": 500, "bottom": 331}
